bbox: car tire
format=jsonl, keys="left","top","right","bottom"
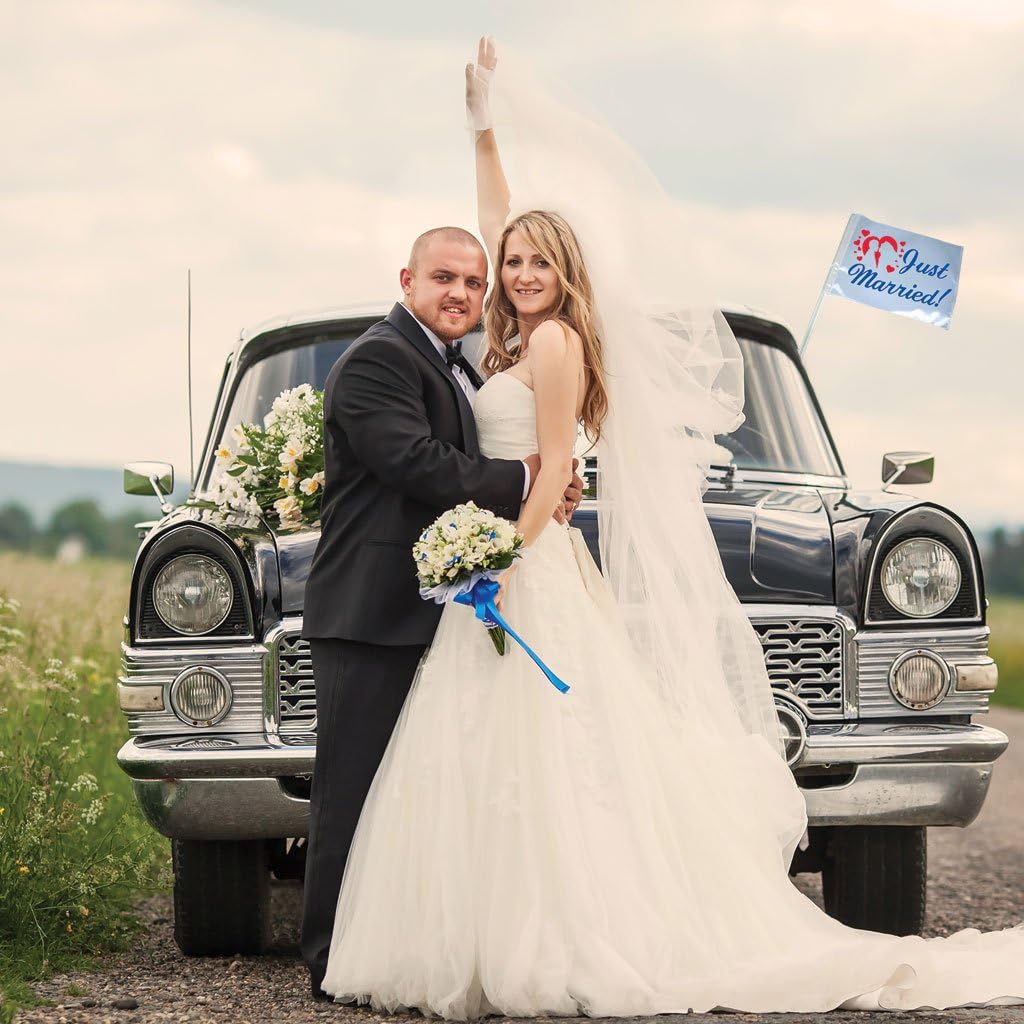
{"left": 172, "top": 838, "right": 272, "bottom": 955}
{"left": 821, "top": 825, "right": 926, "bottom": 936}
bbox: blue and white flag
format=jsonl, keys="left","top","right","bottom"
{"left": 824, "top": 213, "right": 962, "bottom": 329}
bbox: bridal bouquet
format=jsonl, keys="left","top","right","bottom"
{"left": 414, "top": 502, "right": 569, "bottom": 693}
{"left": 414, "top": 501, "right": 522, "bottom": 655}
{"left": 197, "top": 384, "right": 325, "bottom": 530}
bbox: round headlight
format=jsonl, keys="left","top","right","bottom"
{"left": 170, "top": 666, "right": 233, "bottom": 726}
{"left": 889, "top": 650, "right": 951, "bottom": 710}
{"left": 880, "top": 538, "right": 961, "bottom": 617}
{"left": 153, "top": 554, "right": 233, "bottom": 635}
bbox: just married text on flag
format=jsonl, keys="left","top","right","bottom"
{"left": 824, "top": 213, "right": 963, "bottom": 329}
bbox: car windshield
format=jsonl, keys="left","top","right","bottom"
{"left": 207, "top": 327, "right": 840, "bottom": 483}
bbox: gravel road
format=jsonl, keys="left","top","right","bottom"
{"left": 17, "top": 707, "right": 1024, "bottom": 1024}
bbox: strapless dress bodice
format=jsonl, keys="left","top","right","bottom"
{"left": 474, "top": 372, "right": 538, "bottom": 460}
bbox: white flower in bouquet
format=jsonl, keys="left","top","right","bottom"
{"left": 231, "top": 423, "right": 251, "bottom": 450}
{"left": 274, "top": 494, "right": 301, "bottom": 520}
{"left": 278, "top": 442, "right": 304, "bottom": 473}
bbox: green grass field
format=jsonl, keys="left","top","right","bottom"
{"left": 989, "top": 596, "right": 1024, "bottom": 709}
{"left": 0, "top": 553, "right": 171, "bottom": 1022}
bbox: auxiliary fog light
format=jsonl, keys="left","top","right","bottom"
{"left": 889, "top": 650, "right": 951, "bottom": 710}
{"left": 170, "top": 666, "right": 233, "bottom": 727}
{"left": 773, "top": 699, "right": 808, "bottom": 768}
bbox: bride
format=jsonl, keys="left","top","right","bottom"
{"left": 321, "top": 38, "right": 1024, "bottom": 1016}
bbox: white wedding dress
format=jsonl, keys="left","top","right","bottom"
{"left": 321, "top": 370, "right": 1024, "bottom": 1018}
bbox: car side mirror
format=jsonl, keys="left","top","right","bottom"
{"left": 881, "top": 451, "right": 934, "bottom": 488}
{"left": 124, "top": 461, "right": 176, "bottom": 512}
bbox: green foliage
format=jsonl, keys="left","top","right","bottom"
{"left": 0, "top": 504, "right": 34, "bottom": 550}
{"left": 0, "top": 555, "right": 171, "bottom": 1021}
{"left": 989, "top": 597, "right": 1024, "bottom": 710}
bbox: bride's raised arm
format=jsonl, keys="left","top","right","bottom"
{"left": 466, "top": 36, "right": 510, "bottom": 267}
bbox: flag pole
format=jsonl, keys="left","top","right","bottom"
{"left": 799, "top": 213, "right": 857, "bottom": 359}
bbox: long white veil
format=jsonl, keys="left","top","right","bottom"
{"left": 483, "top": 49, "right": 790, "bottom": 772}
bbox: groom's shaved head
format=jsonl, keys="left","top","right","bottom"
{"left": 408, "top": 226, "right": 484, "bottom": 270}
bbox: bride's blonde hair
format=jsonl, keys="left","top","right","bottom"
{"left": 482, "top": 209, "right": 608, "bottom": 444}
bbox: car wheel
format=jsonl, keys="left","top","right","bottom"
{"left": 821, "top": 825, "right": 926, "bottom": 936}
{"left": 172, "top": 838, "right": 272, "bottom": 955}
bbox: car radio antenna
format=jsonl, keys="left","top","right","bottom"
{"left": 187, "top": 268, "right": 195, "bottom": 494}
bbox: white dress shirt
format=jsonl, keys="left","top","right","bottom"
{"left": 403, "top": 304, "right": 530, "bottom": 500}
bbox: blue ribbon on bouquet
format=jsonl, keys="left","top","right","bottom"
{"left": 453, "top": 579, "right": 570, "bottom": 694}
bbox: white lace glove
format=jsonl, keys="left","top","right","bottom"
{"left": 465, "top": 35, "right": 496, "bottom": 132}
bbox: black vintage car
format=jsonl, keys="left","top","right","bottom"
{"left": 117, "top": 303, "right": 1005, "bottom": 956}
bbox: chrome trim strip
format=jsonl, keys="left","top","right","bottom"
{"left": 132, "top": 631, "right": 257, "bottom": 647}
{"left": 864, "top": 507, "right": 982, "bottom": 626}
{"left": 705, "top": 468, "right": 850, "bottom": 489}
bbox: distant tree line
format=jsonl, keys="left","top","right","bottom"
{"left": 986, "top": 527, "right": 1024, "bottom": 598}
{"left": 0, "top": 500, "right": 146, "bottom": 561}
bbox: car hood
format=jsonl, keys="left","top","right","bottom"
{"left": 273, "top": 482, "right": 835, "bottom": 614}
{"left": 702, "top": 485, "right": 833, "bottom": 603}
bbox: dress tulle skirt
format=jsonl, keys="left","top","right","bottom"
{"left": 321, "top": 521, "right": 1024, "bottom": 1018}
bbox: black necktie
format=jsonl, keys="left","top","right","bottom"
{"left": 444, "top": 341, "right": 477, "bottom": 382}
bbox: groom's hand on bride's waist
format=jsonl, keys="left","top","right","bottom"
{"left": 523, "top": 454, "right": 584, "bottom": 524}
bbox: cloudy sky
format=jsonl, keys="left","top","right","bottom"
{"left": 3, "top": 0, "right": 1022, "bottom": 530}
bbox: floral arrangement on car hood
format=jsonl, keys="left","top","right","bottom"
{"left": 197, "top": 383, "right": 325, "bottom": 530}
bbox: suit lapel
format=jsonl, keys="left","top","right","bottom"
{"left": 385, "top": 303, "right": 479, "bottom": 453}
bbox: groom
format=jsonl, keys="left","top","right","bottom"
{"left": 299, "top": 225, "right": 584, "bottom": 1000}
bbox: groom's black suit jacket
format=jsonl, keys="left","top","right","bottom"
{"left": 301, "top": 302, "right": 525, "bottom": 646}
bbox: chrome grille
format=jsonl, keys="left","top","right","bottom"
{"left": 273, "top": 620, "right": 845, "bottom": 730}
{"left": 749, "top": 618, "right": 845, "bottom": 719}
{"left": 277, "top": 634, "right": 317, "bottom": 734}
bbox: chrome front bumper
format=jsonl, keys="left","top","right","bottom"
{"left": 117, "top": 720, "right": 1009, "bottom": 839}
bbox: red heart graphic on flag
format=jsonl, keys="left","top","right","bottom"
{"left": 885, "top": 264, "right": 895, "bottom": 273}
